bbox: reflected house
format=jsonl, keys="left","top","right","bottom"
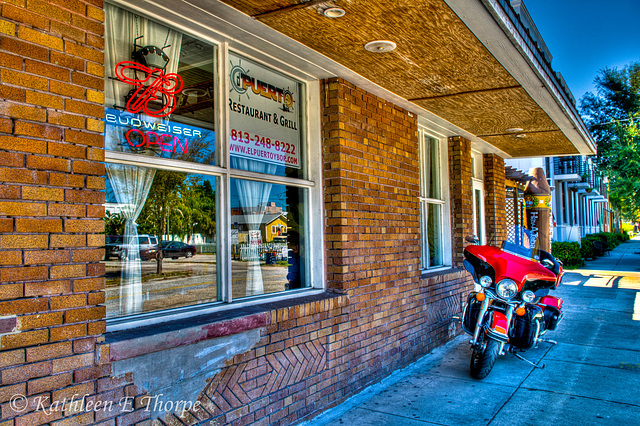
{"left": 233, "top": 210, "right": 288, "bottom": 244}
{"left": 267, "top": 216, "right": 288, "bottom": 243}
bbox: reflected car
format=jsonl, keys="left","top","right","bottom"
{"left": 161, "top": 241, "right": 197, "bottom": 259}
{"left": 140, "top": 245, "right": 160, "bottom": 261}
{"left": 129, "top": 234, "right": 160, "bottom": 261}
{"left": 104, "top": 235, "right": 123, "bottom": 260}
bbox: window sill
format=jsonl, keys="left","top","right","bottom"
{"left": 105, "top": 290, "right": 343, "bottom": 362}
{"left": 420, "top": 267, "right": 464, "bottom": 280}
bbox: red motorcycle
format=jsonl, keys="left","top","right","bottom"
{"left": 460, "top": 226, "right": 564, "bottom": 379}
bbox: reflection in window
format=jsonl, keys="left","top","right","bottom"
{"left": 419, "top": 129, "right": 446, "bottom": 269}
{"left": 104, "top": 169, "right": 218, "bottom": 318}
{"left": 102, "top": 4, "right": 315, "bottom": 321}
{"left": 427, "top": 203, "right": 444, "bottom": 267}
{"left": 231, "top": 179, "right": 308, "bottom": 299}
{"left": 474, "top": 188, "right": 484, "bottom": 243}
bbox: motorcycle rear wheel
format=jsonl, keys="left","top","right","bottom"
{"left": 470, "top": 337, "right": 499, "bottom": 379}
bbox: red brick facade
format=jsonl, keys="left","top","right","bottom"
{"left": 0, "top": 5, "right": 478, "bottom": 426}
{"left": 323, "top": 78, "right": 421, "bottom": 293}
{"left": 0, "top": 0, "right": 107, "bottom": 425}
{"left": 483, "top": 154, "right": 508, "bottom": 245}
{"left": 448, "top": 136, "right": 474, "bottom": 268}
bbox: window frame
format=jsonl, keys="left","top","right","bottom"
{"left": 417, "top": 125, "right": 452, "bottom": 272}
{"left": 471, "top": 150, "right": 486, "bottom": 244}
{"left": 104, "top": 1, "right": 325, "bottom": 331}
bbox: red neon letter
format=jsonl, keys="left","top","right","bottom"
{"left": 174, "top": 137, "right": 188, "bottom": 154}
{"left": 125, "top": 128, "right": 145, "bottom": 148}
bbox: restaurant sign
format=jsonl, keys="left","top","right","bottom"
{"left": 228, "top": 53, "right": 301, "bottom": 169}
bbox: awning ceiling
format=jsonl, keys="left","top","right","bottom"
{"left": 215, "top": 0, "right": 594, "bottom": 158}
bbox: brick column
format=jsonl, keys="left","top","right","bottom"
{"left": 483, "top": 154, "right": 507, "bottom": 245}
{"left": 448, "top": 136, "right": 473, "bottom": 268}
{"left": 0, "top": 2, "right": 107, "bottom": 425}
{"left": 322, "top": 78, "right": 420, "bottom": 293}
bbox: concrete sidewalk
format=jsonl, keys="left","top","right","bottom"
{"left": 302, "top": 237, "right": 640, "bottom": 426}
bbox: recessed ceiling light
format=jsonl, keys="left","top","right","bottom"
{"left": 505, "top": 127, "right": 524, "bottom": 133}
{"left": 323, "top": 7, "right": 345, "bottom": 18}
{"left": 364, "top": 40, "right": 397, "bottom": 53}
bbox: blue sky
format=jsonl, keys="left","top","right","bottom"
{"left": 524, "top": 0, "right": 640, "bottom": 104}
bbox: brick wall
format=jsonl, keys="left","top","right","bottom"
{"left": 448, "top": 136, "right": 473, "bottom": 268}
{"left": 483, "top": 154, "right": 507, "bottom": 245}
{"left": 0, "top": 1, "right": 107, "bottom": 425}
{"left": 87, "top": 78, "right": 472, "bottom": 426}
{"left": 315, "top": 78, "right": 472, "bottom": 415}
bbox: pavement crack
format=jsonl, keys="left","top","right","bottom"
{"left": 543, "top": 357, "right": 640, "bottom": 372}
{"left": 486, "top": 344, "right": 555, "bottom": 425}
{"left": 518, "top": 386, "right": 640, "bottom": 409}
{"left": 352, "top": 407, "right": 448, "bottom": 425}
{"left": 550, "top": 341, "right": 640, "bottom": 354}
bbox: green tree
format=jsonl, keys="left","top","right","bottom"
{"left": 603, "top": 121, "right": 640, "bottom": 220}
{"left": 174, "top": 177, "right": 216, "bottom": 244}
{"left": 138, "top": 170, "right": 185, "bottom": 274}
{"left": 580, "top": 61, "right": 640, "bottom": 220}
{"left": 104, "top": 211, "right": 126, "bottom": 236}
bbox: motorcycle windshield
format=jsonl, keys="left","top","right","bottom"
{"left": 501, "top": 226, "right": 539, "bottom": 261}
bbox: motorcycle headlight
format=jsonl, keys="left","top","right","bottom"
{"left": 522, "top": 290, "right": 535, "bottom": 302}
{"left": 479, "top": 275, "right": 492, "bottom": 288}
{"left": 496, "top": 279, "right": 518, "bottom": 300}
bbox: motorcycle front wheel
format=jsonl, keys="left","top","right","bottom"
{"left": 470, "top": 337, "right": 500, "bottom": 379}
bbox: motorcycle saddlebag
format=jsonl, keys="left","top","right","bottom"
{"left": 538, "top": 296, "right": 563, "bottom": 331}
{"left": 462, "top": 292, "right": 482, "bottom": 335}
{"left": 541, "top": 305, "right": 563, "bottom": 331}
{"left": 510, "top": 305, "right": 544, "bottom": 350}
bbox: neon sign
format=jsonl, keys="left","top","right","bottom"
{"left": 115, "top": 61, "right": 183, "bottom": 118}
{"left": 104, "top": 108, "right": 214, "bottom": 160}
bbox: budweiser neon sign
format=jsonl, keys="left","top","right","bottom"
{"left": 115, "top": 61, "right": 183, "bottom": 118}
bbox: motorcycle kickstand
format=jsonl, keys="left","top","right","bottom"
{"left": 511, "top": 352, "right": 545, "bottom": 369}
{"left": 537, "top": 338, "right": 558, "bottom": 345}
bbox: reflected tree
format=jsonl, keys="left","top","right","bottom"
{"left": 105, "top": 211, "right": 126, "bottom": 236}
{"left": 139, "top": 170, "right": 185, "bottom": 274}
{"left": 174, "top": 177, "right": 216, "bottom": 244}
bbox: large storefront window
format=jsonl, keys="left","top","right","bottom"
{"left": 105, "top": 170, "right": 218, "bottom": 318}
{"left": 103, "top": 4, "right": 316, "bottom": 323}
{"left": 418, "top": 127, "right": 449, "bottom": 270}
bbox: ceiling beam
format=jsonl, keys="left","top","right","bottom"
{"left": 477, "top": 128, "right": 559, "bottom": 138}
{"left": 252, "top": 0, "right": 326, "bottom": 19}
{"left": 409, "top": 85, "right": 521, "bottom": 102}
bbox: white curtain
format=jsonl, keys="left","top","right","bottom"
{"left": 106, "top": 164, "right": 156, "bottom": 315}
{"left": 104, "top": 5, "right": 182, "bottom": 315}
{"left": 232, "top": 158, "right": 276, "bottom": 296}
